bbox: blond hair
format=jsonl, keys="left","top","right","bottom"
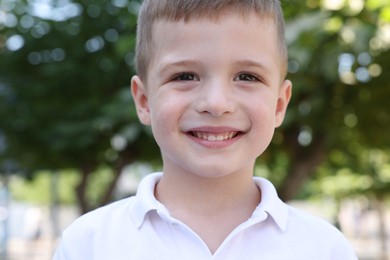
{"left": 135, "top": 0, "right": 287, "bottom": 80}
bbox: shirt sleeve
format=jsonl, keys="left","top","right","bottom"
{"left": 52, "top": 224, "right": 95, "bottom": 260}
{"left": 52, "top": 239, "right": 69, "bottom": 260}
{"left": 330, "top": 234, "right": 358, "bottom": 260}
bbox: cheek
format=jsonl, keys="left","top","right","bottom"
{"left": 150, "top": 111, "right": 172, "bottom": 152}
{"left": 250, "top": 96, "right": 277, "bottom": 119}
{"left": 149, "top": 94, "right": 185, "bottom": 135}
{"left": 249, "top": 99, "right": 278, "bottom": 139}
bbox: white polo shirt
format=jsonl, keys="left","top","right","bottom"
{"left": 53, "top": 172, "right": 357, "bottom": 260}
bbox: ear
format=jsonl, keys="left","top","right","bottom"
{"left": 275, "top": 79, "right": 292, "bottom": 127}
{"left": 131, "top": 75, "right": 151, "bottom": 125}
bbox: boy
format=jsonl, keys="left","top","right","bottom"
{"left": 53, "top": 0, "right": 357, "bottom": 259}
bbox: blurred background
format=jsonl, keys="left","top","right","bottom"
{"left": 0, "top": 0, "right": 389, "bottom": 259}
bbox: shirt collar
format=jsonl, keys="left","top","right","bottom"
{"left": 253, "top": 177, "right": 289, "bottom": 231}
{"left": 130, "top": 172, "right": 289, "bottom": 231}
{"left": 130, "top": 172, "right": 163, "bottom": 228}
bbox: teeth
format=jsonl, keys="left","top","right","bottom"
{"left": 193, "top": 131, "right": 237, "bottom": 141}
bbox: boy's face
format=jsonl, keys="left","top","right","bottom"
{"left": 132, "top": 12, "right": 291, "bottom": 179}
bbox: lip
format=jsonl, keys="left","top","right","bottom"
{"left": 184, "top": 126, "right": 245, "bottom": 148}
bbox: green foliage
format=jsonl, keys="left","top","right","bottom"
{"left": 9, "top": 167, "right": 121, "bottom": 205}
{"left": 262, "top": 0, "right": 390, "bottom": 199}
{"left": 0, "top": 0, "right": 155, "bottom": 176}
{"left": 0, "top": 0, "right": 389, "bottom": 204}
{"left": 10, "top": 170, "right": 78, "bottom": 204}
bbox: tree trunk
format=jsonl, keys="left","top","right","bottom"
{"left": 99, "top": 148, "right": 137, "bottom": 207}
{"left": 75, "top": 149, "right": 137, "bottom": 214}
{"left": 99, "top": 160, "right": 128, "bottom": 207}
{"left": 278, "top": 132, "right": 326, "bottom": 201}
{"left": 75, "top": 165, "right": 93, "bottom": 214}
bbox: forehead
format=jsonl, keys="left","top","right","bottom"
{"left": 151, "top": 10, "right": 276, "bottom": 40}
{"left": 148, "top": 13, "right": 282, "bottom": 79}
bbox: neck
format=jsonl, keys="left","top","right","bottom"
{"left": 155, "top": 167, "right": 261, "bottom": 254}
{"left": 155, "top": 167, "right": 261, "bottom": 216}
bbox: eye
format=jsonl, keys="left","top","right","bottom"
{"left": 172, "top": 73, "right": 199, "bottom": 81}
{"left": 234, "top": 73, "right": 260, "bottom": 82}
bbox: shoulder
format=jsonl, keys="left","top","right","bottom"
{"left": 286, "top": 205, "right": 339, "bottom": 234}
{"left": 54, "top": 197, "right": 138, "bottom": 259}
{"left": 285, "top": 205, "right": 357, "bottom": 258}
{"left": 54, "top": 173, "right": 164, "bottom": 259}
{"left": 61, "top": 197, "right": 135, "bottom": 246}
{"left": 53, "top": 197, "right": 139, "bottom": 259}
{"left": 68, "top": 196, "right": 136, "bottom": 231}
{"left": 63, "top": 172, "right": 163, "bottom": 233}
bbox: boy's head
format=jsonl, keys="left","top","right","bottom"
{"left": 131, "top": 0, "right": 292, "bottom": 178}
{"left": 135, "top": 0, "right": 287, "bottom": 81}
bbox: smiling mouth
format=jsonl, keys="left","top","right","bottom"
{"left": 190, "top": 131, "right": 240, "bottom": 141}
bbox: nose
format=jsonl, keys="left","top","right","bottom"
{"left": 195, "top": 79, "right": 236, "bottom": 116}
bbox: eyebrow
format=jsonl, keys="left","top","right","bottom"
{"left": 234, "top": 59, "right": 272, "bottom": 73}
{"left": 157, "top": 59, "right": 200, "bottom": 77}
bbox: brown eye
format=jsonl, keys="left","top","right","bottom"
{"left": 235, "top": 73, "right": 259, "bottom": 82}
{"left": 173, "top": 73, "right": 198, "bottom": 81}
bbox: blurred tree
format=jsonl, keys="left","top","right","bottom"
{"left": 262, "top": 0, "right": 390, "bottom": 200}
{"left": 0, "top": 0, "right": 389, "bottom": 214}
{"left": 0, "top": 0, "right": 159, "bottom": 213}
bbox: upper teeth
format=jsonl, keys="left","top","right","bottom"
{"left": 193, "top": 132, "right": 236, "bottom": 141}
